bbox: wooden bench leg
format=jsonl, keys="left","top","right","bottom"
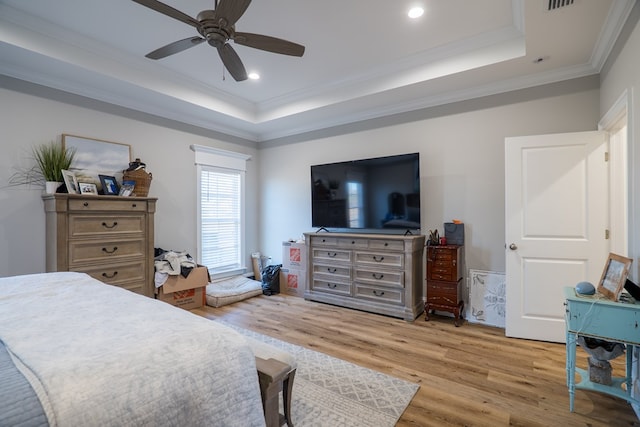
{"left": 256, "top": 357, "right": 293, "bottom": 427}
{"left": 282, "top": 369, "right": 296, "bottom": 426}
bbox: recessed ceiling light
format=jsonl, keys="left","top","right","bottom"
{"left": 248, "top": 72, "right": 260, "bottom": 80}
{"left": 408, "top": 7, "right": 424, "bottom": 19}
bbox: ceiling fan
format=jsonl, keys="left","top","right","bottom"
{"left": 131, "top": 0, "right": 305, "bottom": 81}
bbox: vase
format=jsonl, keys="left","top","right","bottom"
{"left": 45, "top": 181, "right": 62, "bottom": 194}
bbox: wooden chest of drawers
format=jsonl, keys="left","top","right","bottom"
{"left": 304, "top": 232, "right": 425, "bottom": 321}
{"left": 42, "top": 194, "right": 157, "bottom": 297}
{"left": 425, "top": 245, "right": 464, "bottom": 326}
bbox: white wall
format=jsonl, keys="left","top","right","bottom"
{"left": 599, "top": 4, "right": 640, "bottom": 411}
{"left": 601, "top": 6, "right": 640, "bottom": 281}
{"left": 0, "top": 87, "right": 259, "bottom": 277}
{"left": 258, "top": 83, "right": 600, "bottom": 273}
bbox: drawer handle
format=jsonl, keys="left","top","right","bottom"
{"left": 327, "top": 252, "right": 337, "bottom": 257}
{"left": 373, "top": 290, "right": 385, "bottom": 297}
{"left": 102, "top": 271, "right": 118, "bottom": 279}
{"left": 372, "top": 273, "right": 384, "bottom": 280}
{"left": 351, "top": 240, "right": 355, "bottom": 244}
{"left": 83, "top": 202, "right": 89, "bottom": 207}
{"left": 384, "top": 242, "right": 389, "bottom": 247}
{"left": 131, "top": 203, "right": 137, "bottom": 208}
{"left": 373, "top": 256, "right": 385, "bottom": 262}
{"left": 327, "top": 283, "right": 337, "bottom": 289}
{"left": 102, "top": 246, "right": 118, "bottom": 254}
{"left": 101, "top": 221, "right": 118, "bottom": 229}
{"left": 327, "top": 267, "right": 337, "bottom": 273}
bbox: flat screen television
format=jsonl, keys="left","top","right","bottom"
{"left": 311, "top": 153, "right": 420, "bottom": 233}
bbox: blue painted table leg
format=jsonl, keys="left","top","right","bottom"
{"left": 567, "top": 332, "right": 577, "bottom": 412}
{"left": 626, "top": 344, "right": 633, "bottom": 396}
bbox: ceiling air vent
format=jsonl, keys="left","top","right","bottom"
{"left": 547, "top": 0, "right": 574, "bottom": 10}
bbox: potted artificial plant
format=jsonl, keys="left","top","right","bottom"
{"left": 33, "top": 142, "right": 75, "bottom": 193}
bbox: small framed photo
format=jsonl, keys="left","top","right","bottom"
{"left": 597, "top": 253, "right": 633, "bottom": 300}
{"left": 119, "top": 180, "right": 135, "bottom": 197}
{"left": 79, "top": 182, "right": 98, "bottom": 195}
{"left": 62, "top": 169, "right": 79, "bottom": 194}
{"left": 99, "top": 175, "right": 120, "bottom": 196}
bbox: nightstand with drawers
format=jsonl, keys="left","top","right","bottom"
{"left": 425, "top": 245, "right": 464, "bottom": 326}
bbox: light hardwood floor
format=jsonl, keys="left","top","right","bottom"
{"left": 192, "top": 294, "right": 640, "bottom": 426}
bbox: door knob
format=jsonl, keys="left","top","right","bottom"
{"left": 509, "top": 243, "right": 518, "bottom": 250}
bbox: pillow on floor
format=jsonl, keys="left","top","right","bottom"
{"left": 206, "top": 276, "right": 263, "bottom": 307}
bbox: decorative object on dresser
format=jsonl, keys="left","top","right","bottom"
{"left": 42, "top": 194, "right": 157, "bottom": 297}
{"left": 425, "top": 244, "right": 465, "bottom": 326}
{"left": 304, "top": 232, "right": 425, "bottom": 321}
{"left": 123, "top": 158, "right": 152, "bottom": 197}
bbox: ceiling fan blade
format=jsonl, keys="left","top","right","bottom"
{"left": 214, "top": 0, "right": 252, "bottom": 27}
{"left": 233, "top": 32, "right": 305, "bottom": 57}
{"left": 145, "top": 36, "right": 205, "bottom": 59}
{"left": 132, "top": 0, "right": 200, "bottom": 28}
{"left": 218, "top": 44, "right": 248, "bottom": 81}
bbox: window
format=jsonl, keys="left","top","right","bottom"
{"left": 192, "top": 145, "right": 250, "bottom": 278}
{"left": 346, "top": 181, "right": 364, "bottom": 227}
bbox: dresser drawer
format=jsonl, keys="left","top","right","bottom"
{"left": 354, "top": 283, "right": 403, "bottom": 305}
{"left": 427, "top": 280, "right": 461, "bottom": 307}
{"left": 69, "top": 214, "right": 145, "bottom": 238}
{"left": 336, "top": 238, "right": 368, "bottom": 249}
{"left": 353, "top": 268, "right": 403, "bottom": 287}
{"left": 68, "top": 198, "right": 149, "bottom": 212}
{"left": 431, "top": 248, "right": 455, "bottom": 260}
{"left": 310, "top": 236, "right": 338, "bottom": 246}
{"left": 354, "top": 251, "right": 403, "bottom": 269}
{"left": 73, "top": 261, "right": 146, "bottom": 287}
{"left": 368, "top": 239, "right": 404, "bottom": 251}
{"left": 312, "top": 248, "right": 351, "bottom": 264}
{"left": 69, "top": 239, "right": 145, "bottom": 265}
{"left": 313, "top": 264, "right": 351, "bottom": 280}
{"left": 428, "top": 268, "right": 457, "bottom": 281}
{"left": 311, "top": 279, "right": 351, "bottom": 296}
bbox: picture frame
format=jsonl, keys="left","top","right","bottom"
{"left": 61, "top": 169, "right": 79, "bottom": 194}
{"left": 62, "top": 134, "right": 131, "bottom": 185}
{"left": 118, "top": 181, "right": 135, "bottom": 197}
{"left": 78, "top": 182, "right": 98, "bottom": 195}
{"left": 597, "top": 253, "right": 633, "bottom": 300}
{"left": 99, "top": 174, "right": 120, "bottom": 196}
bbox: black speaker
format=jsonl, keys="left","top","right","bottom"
{"left": 624, "top": 278, "right": 640, "bottom": 300}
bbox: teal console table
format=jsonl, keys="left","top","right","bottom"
{"left": 564, "top": 286, "right": 640, "bottom": 411}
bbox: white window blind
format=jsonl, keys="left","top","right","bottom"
{"left": 192, "top": 144, "right": 250, "bottom": 278}
{"left": 200, "top": 167, "right": 241, "bottom": 273}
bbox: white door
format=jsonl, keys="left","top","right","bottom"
{"left": 505, "top": 131, "right": 608, "bottom": 342}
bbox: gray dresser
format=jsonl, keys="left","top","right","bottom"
{"left": 304, "top": 232, "right": 425, "bottom": 321}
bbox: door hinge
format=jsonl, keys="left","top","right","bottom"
{"left": 605, "top": 152, "right": 609, "bottom": 162}
{"left": 605, "top": 229, "right": 610, "bottom": 239}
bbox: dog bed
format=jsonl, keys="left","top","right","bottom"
{"left": 206, "top": 275, "right": 263, "bottom": 307}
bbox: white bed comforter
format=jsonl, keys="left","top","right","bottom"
{"left": 0, "top": 272, "right": 265, "bottom": 427}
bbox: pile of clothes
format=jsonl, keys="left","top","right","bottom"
{"left": 154, "top": 248, "right": 197, "bottom": 288}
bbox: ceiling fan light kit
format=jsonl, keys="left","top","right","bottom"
{"left": 132, "top": 0, "right": 305, "bottom": 82}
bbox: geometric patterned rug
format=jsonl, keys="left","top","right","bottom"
{"left": 217, "top": 321, "right": 420, "bottom": 427}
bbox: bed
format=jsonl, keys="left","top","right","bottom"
{"left": 0, "top": 272, "right": 266, "bottom": 427}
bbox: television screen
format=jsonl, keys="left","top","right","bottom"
{"left": 311, "top": 153, "right": 420, "bottom": 233}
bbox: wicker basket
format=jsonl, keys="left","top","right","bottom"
{"left": 123, "top": 168, "right": 152, "bottom": 197}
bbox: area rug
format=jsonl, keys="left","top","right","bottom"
{"left": 217, "top": 321, "right": 419, "bottom": 427}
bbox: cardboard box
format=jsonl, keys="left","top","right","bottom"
{"left": 280, "top": 268, "right": 306, "bottom": 297}
{"left": 156, "top": 266, "right": 209, "bottom": 310}
{"left": 282, "top": 241, "right": 307, "bottom": 270}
